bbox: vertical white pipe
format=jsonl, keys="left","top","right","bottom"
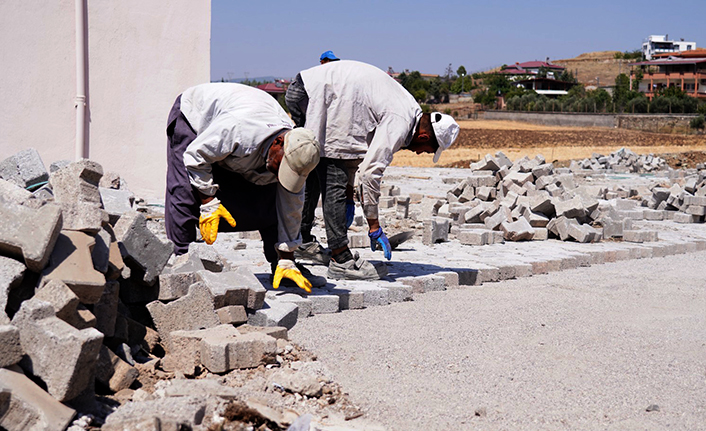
{"left": 75, "top": 0, "right": 87, "bottom": 160}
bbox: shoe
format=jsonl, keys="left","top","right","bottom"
{"left": 294, "top": 241, "right": 332, "bottom": 266}
{"left": 327, "top": 252, "right": 385, "bottom": 280}
{"left": 270, "top": 262, "right": 327, "bottom": 288}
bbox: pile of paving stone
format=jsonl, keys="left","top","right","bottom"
{"left": 0, "top": 149, "right": 293, "bottom": 430}
{"left": 571, "top": 147, "right": 668, "bottom": 173}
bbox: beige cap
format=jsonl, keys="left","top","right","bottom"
{"left": 278, "top": 128, "right": 320, "bottom": 193}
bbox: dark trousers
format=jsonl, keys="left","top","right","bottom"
{"left": 165, "top": 95, "right": 278, "bottom": 264}
{"left": 311, "top": 157, "right": 359, "bottom": 250}
{"left": 300, "top": 173, "right": 320, "bottom": 243}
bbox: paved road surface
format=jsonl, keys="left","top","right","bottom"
{"left": 291, "top": 251, "right": 706, "bottom": 430}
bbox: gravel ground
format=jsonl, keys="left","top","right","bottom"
{"left": 290, "top": 251, "right": 706, "bottom": 430}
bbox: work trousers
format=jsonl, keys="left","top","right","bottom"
{"left": 164, "top": 95, "right": 278, "bottom": 264}
{"left": 302, "top": 157, "right": 361, "bottom": 250}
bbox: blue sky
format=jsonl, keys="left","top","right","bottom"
{"left": 211, "top": 0, "right": 705, "bottom": 81}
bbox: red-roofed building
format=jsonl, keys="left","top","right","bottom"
{"left": 630, "top": 51, "right": 706, "bottom": 100}
{"left": 256, "top": 79, "right": 289, "bottom": 96}
{"left": 496, "top": 59, "right": 574, "bottom": 97}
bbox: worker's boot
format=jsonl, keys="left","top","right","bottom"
{"left": 294, "top": 239, "right": 331, "bottom": 266}
{"left": 270, "top": 262, "right": 327, "bottom": 288}
{"left": 327, "top": 251, "right": 386, "bottom": 281}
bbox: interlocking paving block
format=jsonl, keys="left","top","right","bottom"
{"left": 58, "top": 201, "right": 106, "bottom": 234}
{"left": 196, "top": 267, "right": 264, "bottom": 309}
{"left": 199, "top": 328, "right": 277, "bottom": 372}
{"left": 0, "top": 200, "right": 62, "bottom": 272}
{"left": 0, "top": 325, "right": 23, "bottom": 367}
{"left": 308, "top": 293, "right": 340, "bottom": 314}
{"left": 92, "top": 227, "right": 112, "bottom": 274}
{"left": 188, "top": 242, "right": 227, "bottom": 272}
{"left": 34, "top": 280, "right": 95, "bottom": 329}
{"left": 385, "top": 283, "right": 414, "bottom": 302}
{"left": 352, "top": 283, "right": 390, "bottom": 307}
{"left": 458, "top": 228, "right": 489, "bottom": 246}
{"left": 247, "top": 299, "right": 299, "bottom": 330}
{"left": 41, "top": 231, "right": 106, "bottom": 304}
{"left": 0, "top": 255, "right": 25, "bottom": 324}
{"left": 113, "top": 212, "right": 173, "bottom": 285}
{"left": 501, "top": 218, "right": 535, "bottom": 241}
{"left": 398, "top": 275, "right": 446, "bottom": 294}
{"left": 217, "top": 305, "right": 249, "bottom": 325}
{"left": 49, "top": 159, "right": 103, "bottom": 204}
{"left": 159, "top": 378, "right": 239, "bottom": 399}
{"left": 95, "top": 345, "right": 139, "bottom": 392}
{"left": 94, "top": 281, "right": 120, "bottom": 337}
{"left": 158, "top": 271, "right": 198, "bottom": 301}
{"left": 11, "top": 298, "right": 103, "bottom": 402}
{"left": 435, "top": 271, "right": 459, "bottom": 288}
{"left": 553, "top": 196, "right": 586, "bottom": 219}
{"left": 99, "top": 187, "right": 134, "bottom": 225}
{"left": 147, "top": 282, "right": 220, "bottom": 351}
{"left": 0, "top": 148, "right": 49, "bottom": 190}
{"left": 422, "top": 217, "right": 450, "bottom": 245}
{"left": 329, "top": 288, "right": 365, "bottom": 310}
{"left": 237, "top": 324, "right": 288, "bottom": 340}
{"left": 0, "top": 367, "right": 76, "bottom": 431}
{"left": 267, "top": 292, "right": 313, "bottom": 319}
{"left": 102, "top": 396, "right": 208, "bottom": 431}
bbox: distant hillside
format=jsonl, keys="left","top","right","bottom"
{"left": 554, "top": 51, "right": 632, "bottom": 88}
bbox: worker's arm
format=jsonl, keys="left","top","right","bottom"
{"left": 285, "top": 73, "right": 309, "bottom": 128}
{"left": 274, "top": 182, "right": 305, "bottom": 252}
{"left": 355, "top": 114, "right": 413, "bottom": 224}
{"left": 182, "top": 113, "right": 239, "bottom": 196}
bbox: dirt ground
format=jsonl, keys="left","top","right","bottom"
{"left": 390, "top": 120, "right": 706, "bottom": 169}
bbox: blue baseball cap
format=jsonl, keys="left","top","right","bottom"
{"left": 320, "top": 50, "right": 339, "bottom": 61}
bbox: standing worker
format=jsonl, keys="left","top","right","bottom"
{"left": 294, "top": 50, "right": 344, "bottom": 266}
{"left": 286, "top": 60, "right": 460, "bottom": 280}
{"left": 165, "top": 82, "right": 323, "bottom": 292}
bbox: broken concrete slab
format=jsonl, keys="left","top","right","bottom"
{"left": 113, "top": 212, "right": 173, "bottom": 285}
{"left": 102, "top": 396, "right": 208, "bottom": 431}
{"left": 41, "top": 230, "right": 106, "bottom": 304}
{"left": 94, "top": 280, "right": 120, "bottom": 337}
{"left": 0, "top": 148, "right": 49, "bottom": 190}
{"left": 217, "top": 305, "right": 248, "bottom": 325}
{"left": 0, "top": 366, "right": 76, "bottom": 431}
{"left": 0, "top": 200, "right": 62, "bottom": 272}
{"left": 146, "top": 282, "right": 220, "bottom": 351}
{"left": 34, "top": 280, "right": 96, "bottom": 329}
{"left": 0, "top": 255, "right": 25, "bottom": 324}
{"left": 0, "top": 325, "right": 23, "bottom": 367}
{"left": 95, "top": 345, "right": 139, "bottom": 392}
{"left": 11, "top": 298, "right": 103, "bottom": 402}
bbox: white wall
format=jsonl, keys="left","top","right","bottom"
{"left": 0, "top": 0, "right": 211, "bottom": 200}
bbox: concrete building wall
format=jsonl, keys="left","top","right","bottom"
{"left": 0, "top": 0, "right": 211, "bottom": 200}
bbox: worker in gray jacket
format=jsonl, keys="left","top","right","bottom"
{"left": 286, "top": 60, "right": 460, "bottom": 280}
{"left": 165, "top": 83, "right": 323, "bottom": 292}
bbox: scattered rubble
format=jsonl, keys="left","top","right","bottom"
{"left": 1, "top": 146, "right": 705, "bottom": 431}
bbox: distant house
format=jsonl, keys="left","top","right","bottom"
{"left": 642, "top": 35, "right": 696, "bottom": 60}
{"left": 387, "top": 69, "right": 439, "bottom": 83}
{"left": 496, "top": 60, "right": 575, "bottom": 97}
{"left": 256, "top": 80, "right": 289, "bottom": 97}
{"left": 629, "top": 49, "right": 706, "bottom": 100}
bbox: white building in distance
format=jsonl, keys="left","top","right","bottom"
{"left": 642, "top": 35, "right": 696, "bottom": 60}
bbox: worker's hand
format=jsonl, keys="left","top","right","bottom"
{"left": 345, "top": 200, "right": 356, "bottom": 229}
{"left": 368, "top": 227, "right": 392, "bottom": 260}
{"left": 272, "top": 259, "right": 312, "bottom": 293}
{"left": 198, "top": 198, "right": 236, "bottom": 245}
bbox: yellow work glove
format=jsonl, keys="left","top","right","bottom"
{"left": 199, "top": 197, "right": 236, "bottom": 245}
{"left": 272, "top": 259, "right": 312, "bottom": 293}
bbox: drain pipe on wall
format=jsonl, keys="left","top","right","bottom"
{"left": 75, "top": 0, "right": 88, "bottom": 160}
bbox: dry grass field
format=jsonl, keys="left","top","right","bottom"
{"left": 390, "top": 120, "right": 706, "bottom": 168}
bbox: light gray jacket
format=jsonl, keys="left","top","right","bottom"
{"left": 288, "top": 60, "right": 422, "bottom": 219}
{"left": 180, "top": 83, "right": 302, "bottom": 252}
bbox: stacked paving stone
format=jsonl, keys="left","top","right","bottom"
{"left": 416, "top": 152, "right": 604, "bottom": 245}
{"left": 571, "top": 148, "right": 668, "bottom": 173}
{"left": 640, "top": 168, "right": 706, "bottom": 224}
{"left": 0, "top": 149, "right": 283, "bottom": 430}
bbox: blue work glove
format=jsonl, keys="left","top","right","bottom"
{"left": 368, "top": 227, "right": 392, "bottom": 260}
{"left": 345, "top": 200, "right": 356, "bottom": 229}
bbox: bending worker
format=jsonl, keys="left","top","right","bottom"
{"left": 286, "top": 60, "right": 460, "bottom": 280}
{"left": 165, "top": 82, "right": 322, "bottom": 291}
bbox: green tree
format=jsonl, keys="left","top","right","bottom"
{"left": 613, "top": 73, "right": 631, "bottom": 112}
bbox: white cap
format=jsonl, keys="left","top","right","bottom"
{"left": 430, "top": 112, "right": 460, "bottom": 163}
{"left": 278, "top": 128, "right": 320, "bottom": 193}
